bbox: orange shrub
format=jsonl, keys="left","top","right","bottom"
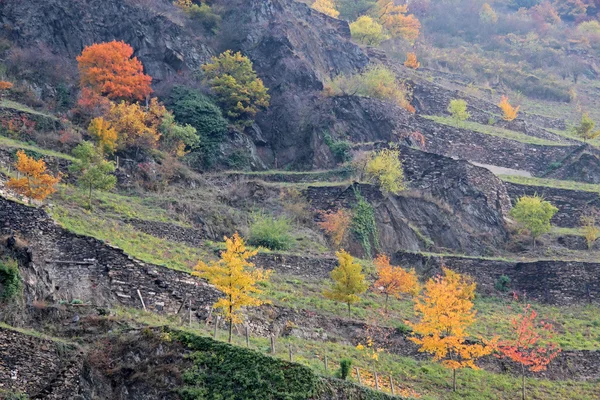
{"left": 498, "top": 95, "right": 520, "bottom": 121}
{"left": 317, "top": 209, "right": 352, "bottom": 249}
{"left": 404, "top": 52, "right": 420, "bottom": 69}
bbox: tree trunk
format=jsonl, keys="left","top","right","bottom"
{"left": 521, "top": 363, "right": 526, "bottom": 400}
{"left": 228, "top": 304, "right": 233, "bottom": 343}
{"left": 88, "top": 184, "right": 93, "bottom": 210}
{"left": 385, "top": 293, "right": 389, "bottom": 314}
{"left": 453, "top": 369, "right": 457, "bottom": 392}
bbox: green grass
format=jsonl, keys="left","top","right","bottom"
{"left": 0, "top": 135, "right": 76, "bottom": 161}
{"left": 500, "top": 174, "right": 600, "bottom": 193}
{"left": 50, "top": 205, "right": 205, "bottom": 272}
{"left": 425, "top": 115, "right": 569, "bottom": 146}
{"left": 108, "top": 308, "right": 600, "bottom": 400}
{"left": 0, "top": 99, "right": 57, "bottom": 119}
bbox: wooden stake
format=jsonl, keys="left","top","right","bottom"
{"left": 390, "top": 375, "right": 395, "bottom": 395}
{"left": 213, "top": 316, "right": 219, "bottom": 339}
{"left": 355, "top": 367, "right": 361, "bottom": 384}
{"left": 374, "top": 371, "right": 379, "bottom": 390}
{"left": 324, "top": 356, "right": 328, "bottom": 371}
{"left": 136, "top": 289, "right": 147, "bottom": 312}
{"left": 270, "top": 335, "right": 276, "bottom": 354}
{"left": 245, "top": 325, "right": 250, "bottom": 347}
{"left": 188, "top": 299, "right": 192, "bottom": 327}
{"left": 288, "top": 344, "right": 293, "bottom": 361}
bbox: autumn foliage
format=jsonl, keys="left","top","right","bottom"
{"left": 496, "top": 304, "right": 561, "bottom": 399}
{"left": 373, "top": 255, "right": 418, "bottom": 312}
{"left": 409, "top": 268, "right": 495, "bottom": 391}
{"left": 312, "top": 0, "right": 340, "bottom": 18}
{"left": 0, "top": 81, "right": 13, "bottom": 98}
{"left": 375, "top": 0, "right": 421, "bottom": 43}
{"left": 193, "top": 233, "right": 271, "bottom": 343}
{"left": 105, "top": 98, "right": 166, "bottom": 151}
{"left": 498, "top": 95, "right": 520, "bottom": 121}
{"left": 7, "top": 150, "right": 61, "bottom": 203}
{"left": 77, "top": 40, "right": 152, "bottom": 101}
{"left": 324, "top": 250, "right": 369, "bottom": 317}
{"left": 404, "top": 52, "right": 420, "bottom": 69}
{"left": 88, "top": 117, "right": 118, "bottom": 154}
{"left": 317, "top": 208, "right": 352, "bottom": 249}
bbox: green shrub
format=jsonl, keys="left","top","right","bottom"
{"left": 395, "top": 322, "right": 413, "bottom": 335}
{"left": 248, "top": 212, "right": 295, "bottom": 251}
{"left": 168, "top": 86, "right": 228, "bottom": 169}
{"left": 174, "top": 330, "right": 319, "bottom": 400}
{"left": 337, "top": 359, "right": 352, "bottom": 380}
{"left": 448, "top": 99, "right": 470, "bottom": 121}
{"left": 323, "top": 133, "right": 352, "bottom": 163}
{"left": 0, "top": 258, "right": 22, "bottom": 302}
{"left": 188, "top": 3, "right": 221, "bottom": 33}
{"left": 495, "top": 275, "right": 511, "bottom": 292}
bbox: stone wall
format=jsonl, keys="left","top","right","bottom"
{"left": 0, "top": 195, "right": 219, "bottom": 318}
{"left": 505, "top": 182, "right": 600, "bottom": 228}
{"left": 0, "top": 327, "right": 82, "bottom": 399}
{"left": 393, "top": 251, "right": 600, "bottom": 305}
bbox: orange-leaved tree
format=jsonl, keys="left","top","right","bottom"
{"left": 404, "top": 52, "right": 420, "bottom": 69}
{"left": 324, "top": 249, "right": 369, "bottom": 317}
{"left": 7, "top": 150, "right": 61, "bottom": 203}
{"left": 0, "top": 80, "right": 13, "bottom": 98}
{"left": 317, "top": 208, "right": 352, "bottom": 249}
{"left": 409, "top": 267, "right": 495, "bottom": 391}
{"left": 498, "top": 95, "right": 520, "bottom": 121}
{"left": 192, "top": 232, "right": 271, "bottom": 343}
{"left": 77, "top": 40, "right": 152, "bottom": 102}
{"left": 496, "top": 304, "right": 561, "bottom": 400}
{"left": 373, "top": 254, "right": 418, "bottom": 313}
{"left": 88, "top": 117, "right": 118, "bottom": 154}
{"left": 375, "top": 0, "right": 421, "bottom": 43}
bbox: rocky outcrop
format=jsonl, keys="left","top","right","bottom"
{"left": 0, "top": 0, "right": 212, "bottom": 82}
{"left": 543, "top": 145, "right": 600, "bottom": 184}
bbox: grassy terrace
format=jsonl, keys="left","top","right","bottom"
{"left": 113, "top": 308, "right": 599, "bottom": 400}
{"left": 425, "top": 115, "right": 568, "bottom": 146}
{"left": 0, "top": 135, "right": 75, "bottom": 161}
{"left": 500, "top": 174, "right": 600, "bottom": 193}
{"left": 0, "top": 99, "right": 58, "bottom": 119}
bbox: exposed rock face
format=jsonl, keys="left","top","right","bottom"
{"left": 0, "top": 0, "right": 212, "bottom": 82}
{"left": 544, "top": 145, "right": 600, "bottom": 184}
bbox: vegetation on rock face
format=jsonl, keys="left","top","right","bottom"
{"left": 0, "top": 258, "right": 22, "bottom": 302}
{"left": 498, "top": 96, "right": 520, "bottom": 121}
{"left": 323, "top": 250, "right": 369, "bottom": 317}
{"left": 326, "top": 65, "right": 414, "bottom": 112}
{"left": 448, "top": 99, "right": 470, "bottom": 122}
{"left": 365, "top": 148, "right": 406, "bottom": 195}
{"left": 350, "top": 16, "right": 388, "bottom": 46}
{"left": 311, "top": 0, "right": 340, "bottom": 18}
{"left": 351, "top": 189, "right": 379, "bottom": 258}
{"left": 510, "top": 195, "right": 558, "bottom": 247}
{"left": 201, "top": 50, "right": 270, "bottom": 127}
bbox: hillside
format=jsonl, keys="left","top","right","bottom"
{"left": 1, "top": 0, "right": 600, "bottom": 399}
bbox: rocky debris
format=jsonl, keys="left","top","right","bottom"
{"left": 125, "top": 218, "right": 205, "bottom": 247}
{"left": 505, "top": 182, "right": 600, "bottom": 228}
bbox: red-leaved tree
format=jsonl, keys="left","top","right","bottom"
{"left": 496, "top": 304, "right": 561, "bottom": 400}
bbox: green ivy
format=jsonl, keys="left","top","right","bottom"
{"left": 0, "top": 258, "right": 23, "bottom": 302}
{"left": 351, "top": 188, "right": 379, "bottom": 258}
{"left": 173, "top": 330, "right": 319, "bottom": 400}
{"left": 323, "top": 133, "right": 352, "bottom": 164}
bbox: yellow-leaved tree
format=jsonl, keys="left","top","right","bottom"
{"left": 88, "top": 117, "right": 118, "bottom": 154}
{"left": 193, "top": 233, "right": 271, "bottom": 343}
{"left": 324, "top": 250, "right": 369, "bottom": 317}
{"left": 409, "top": 268, "right": 495, "bottom": 392}
{"left": 374, "top": 0, "right": 421, "bottom": 43}
{"left": 311, "top": 0, "right": 340, "bottom": 18}
{"left": 498, "top": 95, "right": 520, "bottom": 121}
{"left": 7, "top": 150, "right": 61, "bottom": 204}
{"left": 365, "top": 147, "right": 406, "bottom": 195}
{"left": 373, "top": 254, "right": 419, "bottom": 313}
